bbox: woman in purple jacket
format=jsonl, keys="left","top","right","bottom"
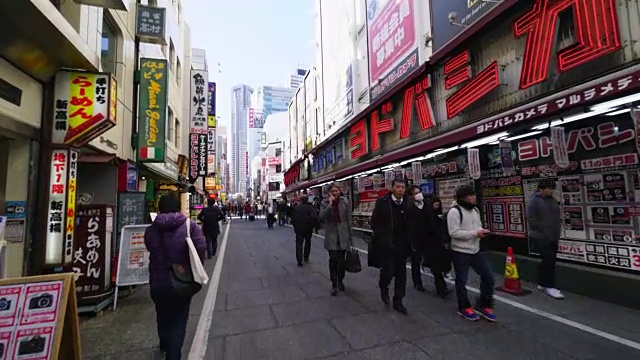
{"left": 144, "top": 195, "right": 206, "bottom": 360}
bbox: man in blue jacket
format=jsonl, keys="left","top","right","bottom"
{"left": 527, "top": 179, "right": 564, "bottom": 300}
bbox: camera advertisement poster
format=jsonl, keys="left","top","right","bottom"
{"left": 19, "top": 282, "right": 62, "bottom": 327}
{"left": 12, "top": 326, "right": 54, "bottom": 359}
{"left": 0, "top": 285, "right": 22, "bottom": 328}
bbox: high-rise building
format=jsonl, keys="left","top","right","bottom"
{"left": 253, "top": 86, "right": 296, "bottom": 122}
{"left": 217, "top": 125, "right": 228, "bottom": 195}
{"left": 288, "top": 68, "right": 308, "bottom": 89}
{"left": 230, "top": 84, "right": 253, "bottom": 194}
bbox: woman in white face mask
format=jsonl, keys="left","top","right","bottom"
{"left": 406, "top": 186, "right": 428, "bottom": 292}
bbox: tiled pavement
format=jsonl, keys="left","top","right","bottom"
{"left": 80, "top": 219, "right": 640, "bottom": 359}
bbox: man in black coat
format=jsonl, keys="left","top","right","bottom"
{"left": 406, "top": 185, "right": 428, "bottom": 292}
{"left": 291, "top": 195, "right": 318, "bottom": 267}
{"left": 197, "top": 198, "right": 225, "bottom": 258}
{"left": 370, "top": 179, "right": 411, "bottom": 315}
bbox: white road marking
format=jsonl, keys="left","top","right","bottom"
{"left": 188, "top": 221, "right": 232, "bottom": 360}
{"left": 304, "top": 229, "right": 640, "bottom": 351}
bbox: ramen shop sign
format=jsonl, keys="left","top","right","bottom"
{"left": 349, "top": 75, "right": 435, "bottom": 160}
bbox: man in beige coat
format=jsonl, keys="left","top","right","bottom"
{"left": 320, "top": 183, "right": 354, "bottom": 296}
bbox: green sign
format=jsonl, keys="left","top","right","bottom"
{"left": 137, "top": 58, "right": 168, "bottom": 163}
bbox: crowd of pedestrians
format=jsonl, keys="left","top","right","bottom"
{"left": 139, "top": 177, "right": 564, "bottom": 359}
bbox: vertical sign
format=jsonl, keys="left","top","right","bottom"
{"left": 551, "top": 126, "right": 569, "bottom": 168}
{"left": 208, "top": 82, "right": 217, "bottom": 127}
{"left": 46, "top": 150, "right": 69, "bottom": 265}
{"left": 207, "top": 82, "right": 217, "bottom": 175}
{"left": 190, "top": 70, "right": 208, "bottom": 182}
{"left": 248, "top": 108, "right": 255, "bottom": 128}
{"left": 467, "top": 148, "right": 481, "bottom": 180}
{"left": 64, "top": 149, "right": 78, "bottom": 264}
{"left": 137, "top": 59, "right": 168, "bottom": 162}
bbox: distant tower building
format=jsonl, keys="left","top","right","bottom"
{"left": 230, "top": 84, "right": 253, "bottom": 194}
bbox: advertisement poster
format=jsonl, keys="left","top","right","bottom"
{"left": 128, "top": 229, "right": 148, "bottom": 270}
{"left": 116, "top": 225, "right": 151, "bottom": 287}
{"left": 436, "top": 177, "right": 473, "bottom": 214}
{"left": 12, "top": 326, "right": 54, "bottom": 359}
{"left": 19, "top": 282, "right": 62, "bottom": 326}
{"left": 0, "top": 285, "right": 23, "bottom": 328}
{"left": 479, "top": 176, "right": 526, "bottom": 238}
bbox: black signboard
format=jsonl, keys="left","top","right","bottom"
{"left": 430, "top": 0, "right": 501, "bottom": 53}
{"left": 116, "top": 192, "right": 146, "bottom": 248}
{"left": 136, "top": 4, "right": 166, "bottom": 45}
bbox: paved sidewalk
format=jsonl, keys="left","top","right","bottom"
{"left": 206, "top": 220, "right": 640, "bottom": 360}
{"left": 79, "top": 223, "right": 227, "bottom": 360}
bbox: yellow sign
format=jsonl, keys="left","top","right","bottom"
{"left": 208, "top": 115, "right": 216, "bottom": 128}
{"left": 504, "top": 258, "right": 519, "bottom": 279}
{"left": 53, "top": 71, "right": 117, "bottom": 146}
{"left": 65, "top": 150, "right": 79, "bottom": 264}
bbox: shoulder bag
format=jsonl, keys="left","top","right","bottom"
{"left": 158, "top": 219, "right": 203, "bottom": 298}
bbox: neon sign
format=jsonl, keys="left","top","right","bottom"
{"left": 514, "top": 0, "right": 621, "bottom": 89}
{"left": 445, "top": 0, "right": 621, "bottom": 118}
{"left": 350, "top": 76, "right": 435, "bottom": 160}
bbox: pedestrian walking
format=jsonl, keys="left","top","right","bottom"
{"left": 277, "top": 201, "right": 286, "bottom": 226}
{"left": 291, "top": 195, "right": 318, "bottom": 266}
{"left": 320, "top": 183, "right": 353, "bottom": 296}
{"left": 257, "top": 202, "right": 264, "bottom": 217}
{"left": 369, "top": 179, "right": 411, "bottom": 315}
{"left": 144, "top": 195, "right": 207, "bottom": 360}
{"left": 266, "top": 200, "right": 276, "bottom": 229}
{"left": 406, "top": 185, "right": 428, "bottom": 293}
{"left": 197, "top": 198, "right": 224, "bottom": 258}
{"left": 527, "top": 179, "right": 564, "bottom": 299}
{"left": 447, "top": 185, "right": 496, "bottom": 322}
{"left": 429, "top": 198, "right": 454, "bottom": 291}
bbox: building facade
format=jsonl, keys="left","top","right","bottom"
{"left": 253, "top": 86, "right": 296, "bottom": 122}
{"left": 230, "top": 84, "right": 253, "bottom": 194}
{"left": 0, "top": 0, "right": 192, "bottom": 283}
{"left": 285, "top": 0, "right": 640, "bottom": 306}
{"left": 288, "top": 68, "right": 308, "bottom": 89}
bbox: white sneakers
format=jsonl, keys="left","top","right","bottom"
{"left": 537, "top": 285, "right": 565, "bottom": 299}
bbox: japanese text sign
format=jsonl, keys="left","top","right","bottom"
{"left": 64, "top": 149, "right": 78, "bottom": 264}
{"left": 45, "top": 150, "right": 71, "bottom": 265}
{"left": 135, "top": 4, "right": 166, "bottom": 45}
{"left": 190, "top": 70, "right": 209, "bottom": 134}
{"left": 208, "top": 82, "right": 216, "bottom": 116}
{"left": 52, "top": 71, "right": 117, "bottom": 146}
{"left": 367, "top": 0, "right": 417, "bottom": 83}
{"left": 137, "top": 58, "right": 168, "bottom": 163}
{"left": 73, "top": 206, "right": 111, "bottom": 298}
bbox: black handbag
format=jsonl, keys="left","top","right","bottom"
{"left": 158, "top": 222, "right": 202, "bottom": 298}
{"left": 345, "top": 245, "right": 362, "bottom": 273}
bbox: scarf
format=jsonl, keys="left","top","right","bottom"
{"left": 332, "top": 199, "right": 341, "bottom": 223}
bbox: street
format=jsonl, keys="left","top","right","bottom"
{"left": 81, "top": 219, "right": 640, "bottom": 359}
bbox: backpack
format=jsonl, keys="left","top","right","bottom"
{"left": 443, "top": 205, "right": 479, "bottom": 245}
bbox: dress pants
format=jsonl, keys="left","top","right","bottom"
{"left": 328, "top": 250, "right": 346, "bottom": 288}
{"left": 296, "top": 231, "right": 312, "bottom": 263}
{"left": 379, "top": 248, "right": 409, "bottom": 300}
{"left": 410, "top": 250, "right": 423, "bottom": 287}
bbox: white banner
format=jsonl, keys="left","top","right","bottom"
{"left": 551, "top": 126, "right": 570, "bottom": 168}
{"left": 190, "top": 69, "right": 208, "bottom": 134}
{"left": 384, "top": 170, "right": 394, "bottom": 189}
{"left": 499, "top": 140, "right": 514, "bottom": 176}
{"left": 411, "top": 162, "right": 422, "bottom": 182}
{"left": 467, "top": 148, "right": 481, "bottom": 180}
{"left": 631, "top": 108, "right": 640, "bottom": 157}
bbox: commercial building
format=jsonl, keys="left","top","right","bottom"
{"left": 230, "top": 84, "right": 253, "bottom": 194}
{"left": 253, "top": 85, "right": 296, "bottom": 123}
{"left": 285, "top": 0, "right": 640, "bottom": 306}
{"left": 288, "top": 68, "right": 308, "bottom": 89}
{"left": 262, "top": 111, "right": 289, "bottom": 201}
{"left": 0, "top": 0, "right": 194, "bottom": 293}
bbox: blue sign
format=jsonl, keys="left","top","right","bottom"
{"left": 4, "top": 201, "right": 26, "bottom": 219}
{"left": 208, "top": 82, "right": 216, "bottom": 116}
{"left": 126, "top": 163, "right": 138, "bottom": 192}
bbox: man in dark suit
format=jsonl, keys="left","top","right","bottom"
{"left": 370, "top": 179, "right": 411, "bottom": 315}
{"left": 197, "top": 198, "right": 224, "bottom": 258}
{"left": 291, "top": 195, "right": 318, "bottom": 266}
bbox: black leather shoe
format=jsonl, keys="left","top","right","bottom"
{"left": 338, "top": 282, "right": 345, "bottom": 291}
{"left": 297, "top": 262, "right": 303, "bottom": 267}
{"left": 331, "top": 287, "right": 338, "bottom": 296}
{"left": 414, "top": 284, "right": 426, "bottom": 292}
{"left": 380, "top": 288, "right": 390, "bottom": 305}
{"left": 393, "top": 301, "right": 408, "bottom": 315}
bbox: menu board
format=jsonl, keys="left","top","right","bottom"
{"left": 115, "top": 224, "right": 151, "bottom": 288}
{"left": 436, "top": 177, "right": 474, "bottom": 214}
{"left": 0, "top": 281, "right": 61, "bottom": 359}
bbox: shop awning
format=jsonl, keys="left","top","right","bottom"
{"left": 0, "top": 0, "right": 100, "bottom": 82}
{"left": 78, "top": 153, "right": 119, "bottom": 164}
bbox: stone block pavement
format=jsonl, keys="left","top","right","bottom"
{"left": 80, "top": 219, "right": 640, "bottom": 359}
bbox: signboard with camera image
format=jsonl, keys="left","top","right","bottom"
{"left": 0, "top": 273, "right": 80, "bottom": 359}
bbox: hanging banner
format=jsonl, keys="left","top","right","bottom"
{"left": 372, "top": 174, "right": 383, "bottom": 190}
{"left": 631, "top": 108, "right": 640, "bottom": 157}
{"left": 46, "top": 150, "right": 68, "bottom": 265}
{"left": 467, "top": 148, "right": 481, "bottom": 180}
{"left": 411, "top": 162, "right": 422, "bottom": 182}
{"left": 551, "top": 126, "right": 570, "bottom": 168}
{"left": 384, "top": 170, "right": 394, "bottom": 188}
{"left": 499, "top": 140, "right": 514, "bottom": 176}
{"left": 64, "top": 149, "right": 78, "bottom": 264}
{"left": 190, "top": 70, "right": 208, "bottom": 134}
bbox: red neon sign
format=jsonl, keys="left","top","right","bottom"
{"left": 349, "top": 76, "right": 435, "bottom": 160}
{"left": 444, "top": 50, "right": 500, "bottom": 119}
{"left": 514, "top": 0, "right": 621, "bottom": 89}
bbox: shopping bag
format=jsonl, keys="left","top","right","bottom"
{"left": 185, "top": 219, "right": 209, "bottom": 285}
{"left": 345, "top": 246, "right": 362, "bottom": 273}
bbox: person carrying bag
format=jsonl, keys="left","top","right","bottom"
{"left": 144, "top": 195, "right": 208, "bottom": 360}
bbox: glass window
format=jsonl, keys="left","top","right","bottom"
{"left": 167, "top": 107, "right": 174, "bottom": 144}
{"left": 101, "top": 18, "right": 117, "bottom": 76}
{"left": 275, "top": 164, "right": 282, "bottom": 173}
{"left": 169, "top": 40, "right": 176, "bottom": 74}
{"left": 176, "top": 58, "right": 182, "bottom": 86}
{"left": 174, "top": 118, "right": 180, "bottom": 148}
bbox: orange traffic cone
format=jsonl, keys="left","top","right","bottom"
{"left": 496, "top": 247, "right": 531, "bottom": 296}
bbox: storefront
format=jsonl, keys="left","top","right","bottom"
{"left": 287, "top": 1, "right": 640, "bottom": 287}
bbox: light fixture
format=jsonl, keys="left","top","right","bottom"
{"left": 532, "top": 123, "right": 550, "bottom": 130}
{"left": 606, "top": 108, "right": 630, "bottom": 116}
{"left": 461, "top": 132, "right": 509, "bottom": 148}
{"left": 590, "top": 93, "right": 640, "bottom": 111}
{"left": 553, "top": 108, "right": 611, "bottom": 127}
